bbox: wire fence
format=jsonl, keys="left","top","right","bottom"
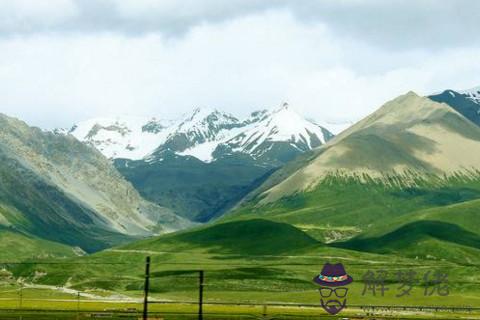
{"left": 0, "top": 257, "right": 477, "bottom": 320}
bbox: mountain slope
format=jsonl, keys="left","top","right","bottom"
{"left": 258, "top": 92, "right": 480, "bottom": 203}
{"left": 0, "top": 113, "right": 190, "bottom": 252}
{"left": 0, "top": 227, "right": 81, "bottom": 261}
{"left": 429, "top": 88, "right": 480, "bottom": 126}
{"left": 216, "top": 103, "right": 334, "bottom": 164}
{"left": 334, "top": 220, "right": 480, "bottom": 264}
{"left": 115, "top": 153, "right": 276, "bottom": 222}
{"left": 153, "top": 108, "right": 245, "bottom": 160}
{"left": 332, "top": 196, "right": 480, "bottom": 263}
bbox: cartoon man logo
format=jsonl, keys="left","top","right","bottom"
{"left": 313, "top": 263, "right": 353, "bottom": 315}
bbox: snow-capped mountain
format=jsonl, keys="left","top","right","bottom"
{"left": 68, "top": 104, "right": 334, "bottom": 163}
{"left": 215, "top": 103, "right": 334, "bottom": 162}
{"left": 152, "top": 108, "right": 246, "bottom": 161}
{"left": 69, "top": 116, "right": 176, "bottom": 159}
{"left": 459, "top": 86, "right": 480, "bottom": 104}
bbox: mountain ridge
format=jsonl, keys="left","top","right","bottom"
{"left": 68, "top": 104, "right": 334, "bottom": 164}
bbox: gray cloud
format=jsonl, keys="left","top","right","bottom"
{"left": 1, "top": 0, "right": 480, "bottom": 50}
{"left": 0, "top": 0, "right": 279, "bottom": 36}
{"left": 287, "top": 0, "right": 480, "bottom": 50}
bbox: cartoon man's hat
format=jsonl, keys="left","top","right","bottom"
{"left": 313, "top": 263, "right": 353, "bottom": 287}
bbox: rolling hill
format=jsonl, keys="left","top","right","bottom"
{"left": 123, "top": 218, "right": 320, "bottom": 255}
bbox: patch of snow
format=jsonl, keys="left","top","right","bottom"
{"left": 178, "top": 140, "right": 218, "bottom": 162}
{"left": 69, "top": 116, "right": 178, "bottom": 160}
{"left": 458, "top": 85, "right": 480, "bottom": 103}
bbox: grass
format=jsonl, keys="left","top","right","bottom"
{"left": 0, "top": 232, "right": 479, "bottom": 319}
{"left": 0, "top": 228, "right": 79, "bottom": 261}
{"left": 6, "top": 235, "right": 480, "bottom": 306}
{"left": 3, "top": 175, "right": 480, "bottom": 318}
{"left": 126, "top": 219, "right": 319, "bottom": 255}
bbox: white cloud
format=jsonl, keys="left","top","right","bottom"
{"left": 0, "top": 6, "right": 479, "bottom": 130}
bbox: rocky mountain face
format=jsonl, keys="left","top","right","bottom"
{"left": 68, "top": 104, "right": 334, "bottom": 222}
{"left": 0, "top": 113, "right": 190, "bottom": 252}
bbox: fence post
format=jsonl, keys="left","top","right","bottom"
{"left": 143, "top": 256, "right": 151, "bottom": 320}
{"left": 198, "top": 270, "right": 204, "bottom": 320}
{"left": 18, "top": 284, "right": 22, "bottom": 309}
{"left": 77, "top": 291, "right": 80, "bottom": 320}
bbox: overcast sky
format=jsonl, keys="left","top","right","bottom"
{"left": 0, "top": 0, "right": 479, "bottom": 130}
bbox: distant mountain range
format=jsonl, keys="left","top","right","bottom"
{"left": 67, "top": 104, "right": 335, "bottom": 222}
{"left": 2, "top": 85, "right": 480, "bottom": 257}
{"left": 69, "top": 103, "right": 334, "bottom": 164}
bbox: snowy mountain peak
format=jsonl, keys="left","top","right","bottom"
{"left": 270, "top": 102, "right": 291, "bottom": 114}
{"left": 279, "top": 102, "right": 290, "bottom": 110}
{"left": 222, "top": 103, "right": 333, "bottom": 159}
{"left": 178, "top": 107, "right": 239, "bottom": 130}
{"left": 186, "top": 107, "right": 213, "bottom": 121}
{"left": 67, "top": 106, "right": 335, "bottom": 164}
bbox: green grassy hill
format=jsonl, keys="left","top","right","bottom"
{"left": 227, "top": 174, "right": 480, "bottom": 243}
{"left": 7, "top": 219, "right": 480, "bottom": 308}
{"left": 0, "top": 228, "right": 80, "bottom": 261}
{"left": 335, "top": 220, "right": 480, "bottom": 262}
{"left": 124, "top": 219, "right": 319, "bottom": 255}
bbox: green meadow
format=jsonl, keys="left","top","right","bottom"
{"left": 1, "top": 176, "right": 480, "bottom": 318}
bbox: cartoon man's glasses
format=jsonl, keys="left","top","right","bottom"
{"left": 319, "top": 287, "right": 348, "bottom": 298}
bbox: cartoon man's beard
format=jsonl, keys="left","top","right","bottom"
{"left": 321, "top": 298, "right": 346, "bottom": 315}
